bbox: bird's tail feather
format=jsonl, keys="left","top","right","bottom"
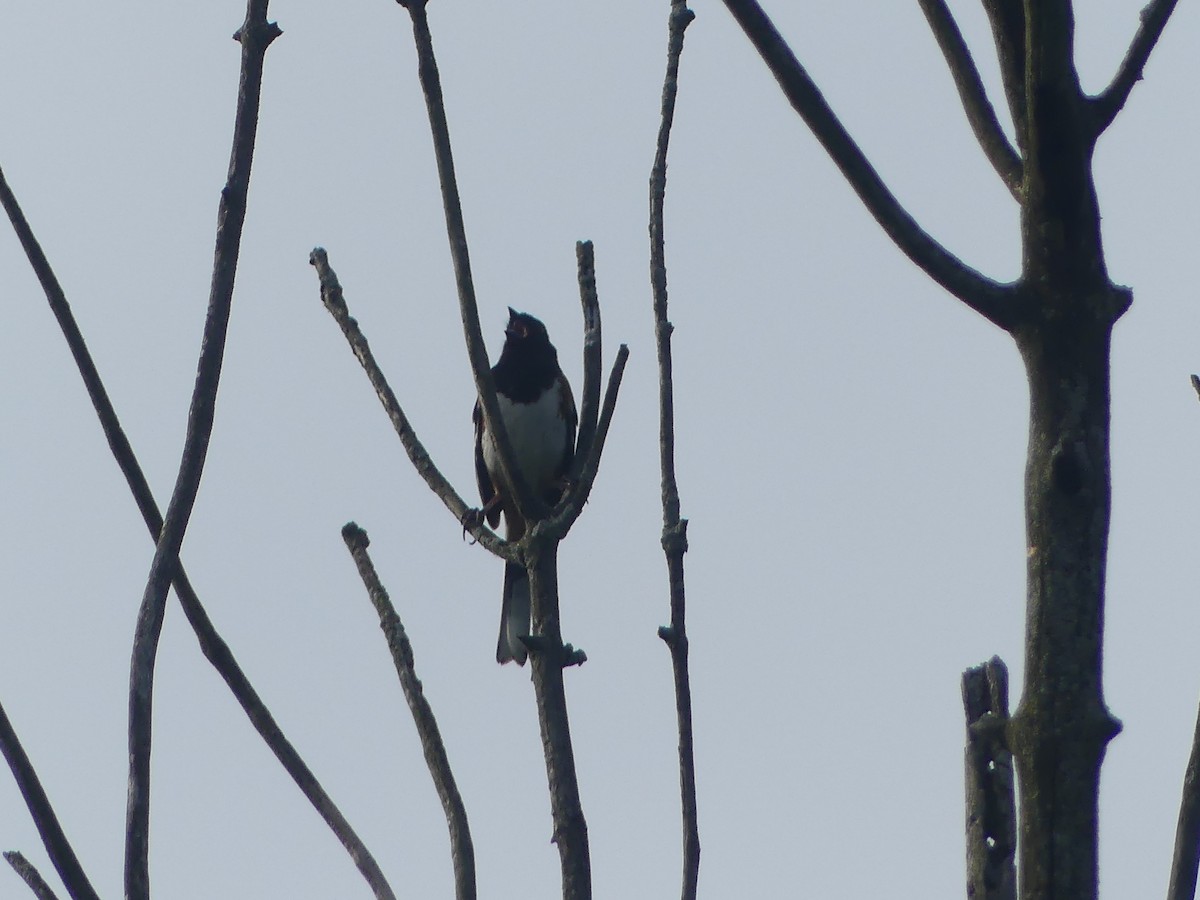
{"left": 497, "top": 562, "right": 530, "bottom": 665}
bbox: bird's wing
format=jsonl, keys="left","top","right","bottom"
{"left": 473, "top": 398, "right": 502, "bottom": 528}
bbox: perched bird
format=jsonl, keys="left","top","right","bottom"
{"left": 474, "top": 308, "right": 577, "bottom": 665}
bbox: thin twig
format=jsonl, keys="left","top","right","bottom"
{"left": 3, "top": 852, "right": 62, "bottom": 900}
{"left": 962, "top": 657, "right": 1016, "bottom": 900}
{"left": 1167, "top": 693, "right": 1200, "bottom": 900}
{"left": 0, "top": 704, "right": 99, "bottom": 900}
{"left": 718, "top": 0, "right": 1020, "bottom": 330}
{"left": 400, "top": 0, "right": 534, "bottom": 524}
{"left": 649, "top": 4, "right": 701, "bottom": 899}
{"left": 2, "top": 170, "right": 397, "bottom": 900}
{"left": 342, "top": 524, "right": 476, "bottom": 900}
{"left": 1169, "top": 395, "right": 1200, "bottom": 899}
{"left": 570, "top": 240, "right": 602, "bottom": 479}
{"left": 309, "top": 248, "right": 513, "bottom": 562}
{"left": 542, "top": 345, "right": 629, "bottom": 543}
{"left": 916, "top": 0, "right": 1022, "bottom": 199}
{"left": 125, "top": 6, "right": 280, "bottom": 898}
{"left": 1089, "top": 0, "right": 1181, "bottom": 134}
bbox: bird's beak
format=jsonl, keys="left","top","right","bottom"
{"left": 505, "top": 307, "right": 525, "bottom": 339}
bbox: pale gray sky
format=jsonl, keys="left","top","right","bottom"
{"left": 2, "top": 2, "right": 1198, "bottom": 897}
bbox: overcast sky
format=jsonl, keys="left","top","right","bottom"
{"left": 2, "top": 1, "right": 1199, "bottom": 898}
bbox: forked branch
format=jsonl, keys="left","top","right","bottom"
{"left": 917, "top": 0, "right": 1022, "bottom": 198}
{"left": 2, "top": 169, "right": 396, "bottom": 900}
{"left": 125, "top": 5, "right": 280, "bottom": 898}
{"left": 718, "top": 0, "right": 1019, "bottom": 329}
{"left": 388, "top": 4, "right": 612, "bottom": 896}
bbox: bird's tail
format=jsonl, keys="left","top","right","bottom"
{"left": 497, "top": 561, "right": 530, "bottom": 665}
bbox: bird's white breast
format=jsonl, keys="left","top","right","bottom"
{"left": 483, "top": 388, "right": 569, "bottom": 494}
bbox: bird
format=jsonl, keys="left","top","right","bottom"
{"left": 474, "top": 308, "right": 577, "bottom": 665}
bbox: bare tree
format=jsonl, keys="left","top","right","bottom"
{"left": 3, "top": 1, "right": 1191, "bottom": 899}
{"left": 712, "top": 1, "right": 1183, "bottom": 898}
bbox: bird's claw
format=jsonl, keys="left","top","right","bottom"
{"left": 461, "top": 508, "right": 484, "bottom": 544}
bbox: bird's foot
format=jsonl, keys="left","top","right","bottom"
{"left": 460, "top": 508, "right": 484, "bottom": 544}
{"left": 519, "top": 635, "right": 587, "bottom": 668}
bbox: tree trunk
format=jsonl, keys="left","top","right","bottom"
{"left": 1003, "top": 5, "right": 1130, "bottom": 896}
{"left": 1008, "top": 307, "right": 1123, "bottom": 900}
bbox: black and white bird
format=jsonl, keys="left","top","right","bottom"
{"left": 474, "top": 308, "right": 577, "bottom": 665}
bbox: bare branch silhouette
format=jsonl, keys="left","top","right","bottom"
{"left": 980, "top": 0, "right": 1027, "bottom": 154}
{"left": 0, "top": 703, "right": 99, "bottom": 900}
{"left": 377, "top": 3, "right": 625, "bottom": 894}
{"left": 309, "top": 248, "right": 513, "bottom": 561}
{"left": 2, "top": 168, "right": 398, "bottom": 900}
{"left": 917, "top": 0, "right": 1022, "bottom": 198}
{"left": 124, "top": 5, "right": 280, "bottom": 897}
{"left": 398, "top": 0, "right": 534, "bottom": 525}
{"left": 543, "top": 345, "right": 629, "bottom": 544}
{"left": 3, "top": 852, "right": 61, "bottom": 900}
{"left": 1169, "top": 382, "right": 1200, "bottom": 900}
{"left": 649, "top": 2, "right": 700, "bottom": 898}
{"left": 718, "top": 0, "right": 1021, "bottom": 329}
{"left": 963, "top": 657, "right": 1016, "bottom": 900}
{"left": 1167, "top": 694, "right": 1200, "bottom": 900}
{"left": 716, "top": 2, "right": 1172, "bottom": 895}
{"left": 1090, "top": 0, "right": 1181, "bottom": 134}
{"left": 570, "top": 241, "right": 603, "bottom": 480}
{"left": 342, "top": 523, "right": 476, "bottom": 900}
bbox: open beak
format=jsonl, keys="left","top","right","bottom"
{"left": 505, "top": 307, "right": 525, "bottom": 339}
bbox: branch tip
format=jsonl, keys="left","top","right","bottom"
{"left": 341, "top": 522, "right": 368, "bottom": 548}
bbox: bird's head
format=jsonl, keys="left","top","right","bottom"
{"left": 505, "top": 308, "right": 551, "bottom": 346}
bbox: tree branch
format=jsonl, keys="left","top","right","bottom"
{"left": 981, "top": 0, "right": 1028, "bottom": 156}
{"left": 917, "top": 0, "right": 1022, "bottom": 199}
{"left": 543, "top": 345, "right": 629, "bottom": 543}
{"left": 342, "top": 524, "right": 476, "bottom": 900}
{"left": 1088, "top": 0, "right": 1181, "bottom": 135}
{"left": 525, "top": 541, "right": 591, "bottom": 899}
{"left": 3, "top": 852, "right": 61, "bottom": 900}
{"left": 1, "top": 174, "right": 398, "bottom": 900}
{"left": 309, "top": 248, "right": 513, "bottom": 562}
{"left": 125, "top": 6, "right": 280, "bottom": 898}
{"left": 718, "top": 0, "right": 1019, "bottom": 330}
{"left": 1167, "top": 692, "right": 1200, "bottom": 900}
{"left": 569, "top": 240, "right": 603, "bottom": 481}
{"left": 389, "top": 5, "right": 608, "bottom": 894}
{"left": 962, "top": 657, "right": 1016, "bottom": 900}
{"left": 0, "top": 704, "right": 99, "bottom": 900}
{"left": 650, "top": 3, "right": 701, "bottom": 898}
{"left": 398, "top": 0, "right": 535, "bottom": 523}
